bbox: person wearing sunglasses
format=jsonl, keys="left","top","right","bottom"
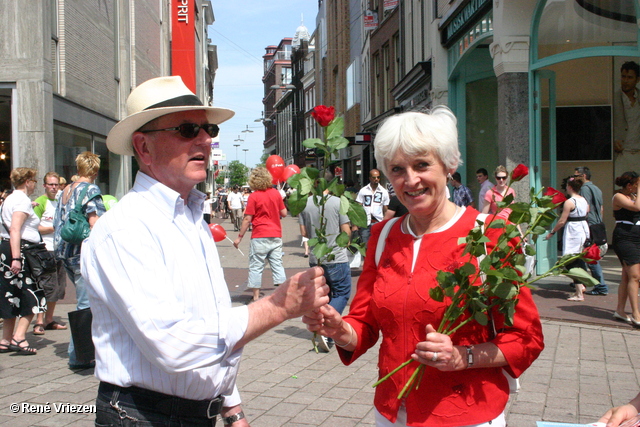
{"left": 82, "top": 76, "right": 329, "bottom": 427}
{"left": 481, "top": 165, "right": 516, "bottom": 218}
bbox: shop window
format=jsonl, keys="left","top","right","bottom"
{"left": 541, "top": 106, "right": 612, "bottom": 161}
{"left": 537, "top": 0, "right": 637, "bottom": 60}
{"left": 54, "top": 123, "right": 115, "bottom": 195}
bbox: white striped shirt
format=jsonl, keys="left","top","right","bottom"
{"left": 81, "top": 172, "right": 248, "bottom": 405}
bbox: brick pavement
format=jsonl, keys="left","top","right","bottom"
{"left": 0, "top": 214, "right": 638, "bottom": 426}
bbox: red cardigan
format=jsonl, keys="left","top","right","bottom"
{"left": 339, "top": 207, "right": 544, "bottom": 427}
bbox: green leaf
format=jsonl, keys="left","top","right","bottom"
{"left": 488, "top": 219, "right": 507, "bottom": 229}
{"left": 326, "top": 117, "right": 345, "bottom": 140}
{"left": 492, "top": 282, "right": 518, "bottom": 299}
{"left": 348, "top": 202, "right": 368, "bottom": 228}
{"left": 303, "top": 138, "right": 323, "bottom": 149}
{"left": 328, "top": 136, "right": 350, "bottom": 151}
{"left": 336, "top": 231, "right": 350, "bottom": 247}
{"left": 430, "top": 286, "right": 444, "bottom": 302}
{"left": 339, "top": 195, "right": 350, "bottom": 215}
{"left": 308, "top": 237, "right": 318, "bottom": 246}
{"left": 473, "top": 311, "right": 489, "bottom": 326}
{"left": 563, "top": 267, "right": 599, "bottom": 287}
{"left": 459, "top": 262, "right": 477, "bottom": 278}
{"left": 301, "top": 167, "right": 319, "bottom": 181}
{"left": 312, "top": 242, "right": 332, "bottom": 262}
{"left": 328, "top": 178, "right": 345, "bottom": 197}
{"left": 287, "top": 188, "right": 309, "bottom": 216}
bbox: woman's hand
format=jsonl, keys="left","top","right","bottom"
{"left": 599, "top": 403, "right": 639, "bottom": 427}
{"left": 9, "top": 259, "right": 21, "bottom": 275}
{"left": 412, "top": 325, "right": 466, "bottom": 371}
{"left": 302, "top": 304, "right": 342, "bottom": 337}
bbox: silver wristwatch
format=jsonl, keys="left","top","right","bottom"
{"left": 222, "top": 410, "right": 245, "bottom": 426}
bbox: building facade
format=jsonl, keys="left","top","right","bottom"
{"left": 0, "top": 0, "right": 218, "bottom": 199}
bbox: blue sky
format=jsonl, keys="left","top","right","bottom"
{"left": 209, "top": 1, "right": 318, "bottom": 168}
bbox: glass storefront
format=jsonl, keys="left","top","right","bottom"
{"left": 54, "top": 123, "right": 116, "bottom": 196}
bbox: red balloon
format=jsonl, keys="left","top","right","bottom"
{"left": 281, "top": 164, "right": 301, "bottom": 182}
{"left": 266, "top": 155, "right": 285, "bottom": 181}
{"left": 208, "top": 223, "right": 226, "bottom": 242}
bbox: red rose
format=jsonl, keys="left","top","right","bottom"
{"left": 583, "top": 244, "right": 602, "bottom": 264}
{"left": 311, "top": 105, "right": 335, "bottom": 127}
{"left": 544, "top": 187, "right": 567, "bottom": 205}
{"left": 510, "top": 164, "right": 529, "bottom": 182}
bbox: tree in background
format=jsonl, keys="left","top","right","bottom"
{"left": 228, "top": 160, "right": 249, "bottom": 187}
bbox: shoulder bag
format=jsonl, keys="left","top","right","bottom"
{"left": 583, "top": 185, "right": 607, "bottom": 247}
{"left": 60, "top": 183, "right": 93, "bottom": 245}
{"left": 0, "top": 204, "right": 56, "bottom": 279}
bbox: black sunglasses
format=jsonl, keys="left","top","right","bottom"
{"left": 495, "top": 176, "right": 508, "bottom": 180}
{"left": 140, "top": 123, "right": 219, "bottom": 139}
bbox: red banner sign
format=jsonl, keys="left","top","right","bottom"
{"left": 172, "top": 0, "right": 196, "bottom": 92}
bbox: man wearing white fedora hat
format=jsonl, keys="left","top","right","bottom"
{"left": 81, "top": 76, "right": 329, "bottom": 426}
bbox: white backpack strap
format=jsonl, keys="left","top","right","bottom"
{"left": 475, "top": 213, "right": 489, "bottom": 279}
{"left": 375, "top": 217, "right": 401, "bottom": 267}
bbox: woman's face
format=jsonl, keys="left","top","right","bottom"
{"left": 387, "top": 151, "right": 450, "bottom": 217}
{"left": 25, "top": 177, "right": 37, "bottom": 196}
{"left": 494, "top": 172, "right": 508, "bottom": 189}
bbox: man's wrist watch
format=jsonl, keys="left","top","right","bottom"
{"left": 222, "top": 410, "right": 245, "bottom": 426}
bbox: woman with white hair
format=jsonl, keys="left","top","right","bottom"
{"left": 303, "top": 107, "right": 544, "bottom": 427}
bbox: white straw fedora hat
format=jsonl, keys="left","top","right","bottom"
{"left": 106, "top": 76, "right": 235, "bottom": 156}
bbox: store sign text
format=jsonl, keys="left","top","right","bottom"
{"left": 177, "top": 0, "right": 189, "bottom": 23}
{"left": 444, "top": 0, "right": 490, "bottom": 43}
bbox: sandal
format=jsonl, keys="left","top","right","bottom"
{"left": 8, "top": 339, "right": 37, "bottom": 355}
{"left": 44, "top": 321, "right": 67, "bottom": 330}
{"left": 0, "top": 342, "right": 11, "bottom": 353}
{"left": 33, "top": 323, "right": 45, "bottom": 335}
{"left": 567, "top": 295, "right": 584, "bottom": 302}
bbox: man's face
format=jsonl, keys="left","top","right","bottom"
{"left": 476, "top": 173, "right": 487, "bottom": 184}
{"left": 135, "top": 110, "right": 213, "bottom": 198}
{"left": 43, "top": 176, "right": 59, "bottom": 199}
{"left": 621, "top": 69, "right": 640, "bottom": 94}
{"left": 369, "top": 170, "right": 381, "bottom": 186}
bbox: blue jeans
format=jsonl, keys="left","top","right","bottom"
{"left": 248, "top": 238, "right": 286, "bottom": 288}
{"left": 359, "top": 226, "right": 372, "bottom": 250}
{"left": 588, "top": 261, "right": 608, "bottom": 293}
{"left": 64, "top": 258, "right": 91, "bottom": 366}
{"left": 311, "top": 262, "right": 352, "bottom": 315}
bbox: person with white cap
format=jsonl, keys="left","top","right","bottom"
{"left": 82, "top": 76, "right": 329, "bottom": 426}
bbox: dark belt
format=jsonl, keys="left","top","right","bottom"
{"left": 98, "top": 382, "right": 224, "bottom": 420}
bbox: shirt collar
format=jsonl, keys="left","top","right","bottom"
{"left": 132, "top": 172, "right": 206, "bottom": 220}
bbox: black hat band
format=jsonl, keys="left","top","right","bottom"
{"left": 145, "top": 94, "right": 203, "bottom": 110}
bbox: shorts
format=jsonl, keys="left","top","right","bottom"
{"left": 39, "top": 257, "right": 66, "bottom": 302}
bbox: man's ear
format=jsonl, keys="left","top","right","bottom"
{"left": 132, "top": 132, "right": 152, "bottom": 167}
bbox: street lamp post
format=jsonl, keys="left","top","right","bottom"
{"left": 233, "top": 144, "right": 240, "bottom": 161}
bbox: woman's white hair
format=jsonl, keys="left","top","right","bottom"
{"left": 374, "top": 106, "right": 462, "bottom": 176}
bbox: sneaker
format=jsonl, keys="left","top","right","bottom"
{"left": 316, "top": 335, "right": 332, "bottom": 353}
{"left": 585, "top": 290, "right": 608, "bottom": 296}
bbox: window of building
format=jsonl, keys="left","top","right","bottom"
{"left": 54, "top": 123, "right": 115, "bottom": 195}
{"left": 51, "top": 0, "right": 61, "bottom": 94}
{"left": 347, "top": 62, "right": 355, "bottom": 109}
{"left": 373, "top": 53, "right": 380, "bottom": 116}
{"left": 537, "top": 0, "right": 637, "bottom": 60}
{"left": 382, "top": 43, "right": 390, "bottom": 111}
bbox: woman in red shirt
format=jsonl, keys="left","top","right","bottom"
{"left": 303, "top": 107, "right": 544, "bottom": 427}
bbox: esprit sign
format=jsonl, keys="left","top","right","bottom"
{"left": 172, "top": 0, "right": 196, "bottom": 92}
